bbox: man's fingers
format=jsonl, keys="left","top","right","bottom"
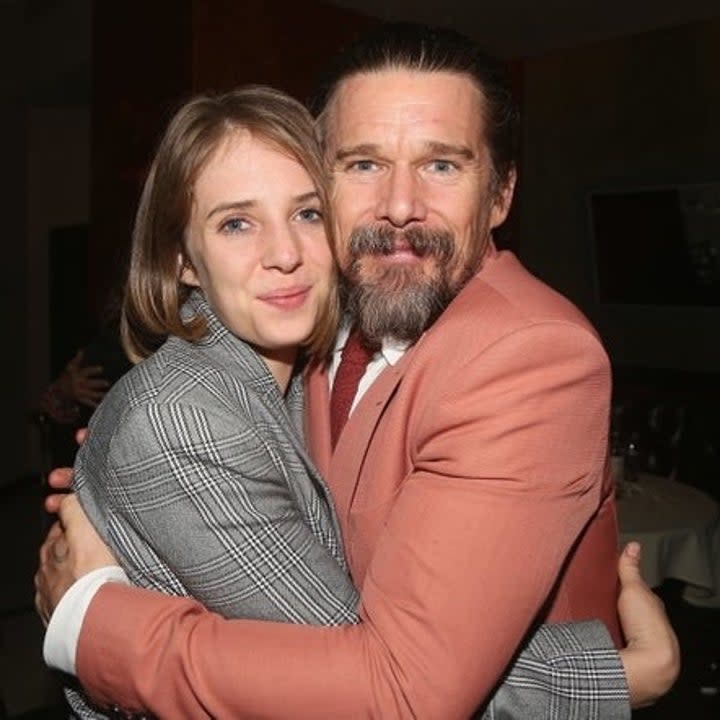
{"left": 75, "top": 427, "right": 88, "bottom": 445}
{"left": 51, "top": 536, "right": 70, "bottom": 563}
{"left": 47, "top": 468, "right": 73, "bottom": 490}
{"left": 44, "top": 493, "right": 69, "bottom": 514}
{"left": 39, "top": 522, "right": 64, "bottom": 563}
{"left": 35, "top": 521, "right": 67, "bottom": 624}
{"left": 57, "top": 494, "right": 82, "bottom": 526}
{"left": 34, "top": 579, "right": 50, "bottom": 626}
{"left": 617, "top": 541, "right": 665, "bottom": 642}
{"left": 616, "top": 541, "right": 680, "bottom": 708}
{"left": 45, "top": 467, "right": 73, "bottom": 514}
{"left": 618, "top": 541, "right": 643, "bottom": 585}
{"left": 35, "top": 519, "right": 73, "bottom": 626}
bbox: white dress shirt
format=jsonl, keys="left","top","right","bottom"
{"left": 329, "top": 324, "right": 408, "bottom": 413}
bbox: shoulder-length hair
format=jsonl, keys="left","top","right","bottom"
{"left": 121, "top": 85, "right": 339, "bottom": 363}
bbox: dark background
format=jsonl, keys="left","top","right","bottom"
{"left": 2, "top": 1, "right": 719, "bottom": 717}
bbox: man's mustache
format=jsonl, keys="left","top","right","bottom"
{"left": 348, "top": 225, "right": 455, "bottom": 262}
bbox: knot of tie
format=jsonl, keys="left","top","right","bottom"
{"left": 330, "top": 330, "right": 377, "bottom": 449}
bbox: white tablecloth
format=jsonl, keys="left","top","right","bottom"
{"left": 617, "top": 473, "right": 720, "bottom": 606}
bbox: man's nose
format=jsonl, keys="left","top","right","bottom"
{"left": 262, "top": 223, "right": 302, "bottom": 272}
{"left": 376, "top": 165, "right": 427, "bottom": 227}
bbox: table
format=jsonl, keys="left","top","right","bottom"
{"left": 617, "top": 473, "right": 720, "bottom": 607}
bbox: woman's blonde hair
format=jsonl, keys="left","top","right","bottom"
{"left": 121, "top": 85, "right": 339, "bottom": 363}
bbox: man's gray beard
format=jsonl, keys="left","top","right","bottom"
{"left": 341, "top": 225, "right": 470, "bottom": 345}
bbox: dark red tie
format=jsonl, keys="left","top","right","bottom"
{"left": 330, "top": 330, "right": 376, "bottom": 449}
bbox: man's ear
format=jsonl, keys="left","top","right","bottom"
{"left": 178, "top": 253, "right": 200, "bottom": 287}
{"left": 490, "top": 169, "right": 517, "bottom": 230}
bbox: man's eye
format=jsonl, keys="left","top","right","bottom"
{"left": 428, "top": 160, "right": 457, "bottom": 173}
{"left": 297, "top": 207, "right": 323, "bottom": 222}
{"left": 220, "top": 217, "right": 249, "bottom": 233}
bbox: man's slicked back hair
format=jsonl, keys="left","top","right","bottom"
{"left": 311, "top": 22, "right": 520, "bottom": 191}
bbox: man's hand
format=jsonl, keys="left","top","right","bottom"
{"left": 43, "top": 427, "right": 86, "bottom": 513}
{"left": 34, "top": 521, "right": 70, "bottom": 625}
{"left": 45, "top": 466, "right": 75, "bottom": 513}
{"left": 617, "top": 542, "right": 681, "bottom": 708}
{"left": 34, "top": 495, "right": 119, "bottom": 625}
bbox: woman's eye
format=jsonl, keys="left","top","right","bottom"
{"left": 220, "top": 217, "right": 249, "bottom": 233}
{"left": 348, "top": 159, "right": 378, "bottom": 173}
{"left": 296, "top": 207, "right": 323, "bottom": 223}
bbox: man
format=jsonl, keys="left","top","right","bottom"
{"left": 36, "top": 22, "right": 679, "bottom": 718}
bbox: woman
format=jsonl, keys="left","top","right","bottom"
{"left": 66, "top": 86, "right": 360, "bottom": 717}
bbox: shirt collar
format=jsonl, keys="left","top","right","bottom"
{"left": 334, "top": 323, "right": 410, "bottom": 368}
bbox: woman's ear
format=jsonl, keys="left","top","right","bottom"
{"left": 178, "top": 253, "right": 200, "bottom": 287}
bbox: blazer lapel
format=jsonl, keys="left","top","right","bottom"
{"left": 327, "top": 348, "right": 415, "bottom": 520}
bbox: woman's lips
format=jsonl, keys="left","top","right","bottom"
{"left": 259, "top": 286, "right": 311, "bottom": 310}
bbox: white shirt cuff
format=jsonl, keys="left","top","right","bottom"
{"left": 43, "top": 566, "right": 130, "bottom": 675}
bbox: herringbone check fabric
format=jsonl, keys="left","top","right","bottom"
{"left": 330, "top": 329, "right": 376, "bottom": 449}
